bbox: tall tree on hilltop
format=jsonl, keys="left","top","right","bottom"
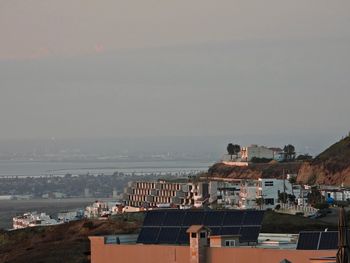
{"left": 283, "top": 144, "right": 296, "bottom": 161}
{"left": 227, "top": 143, "right": 241, "bottom": 160}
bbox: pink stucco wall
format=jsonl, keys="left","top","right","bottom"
{"left": 90, "top": 237, "right": 336, "bottom": 263}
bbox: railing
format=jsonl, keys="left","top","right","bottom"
{"left": 278, "top": 203, "right": 318, "bottom": 216}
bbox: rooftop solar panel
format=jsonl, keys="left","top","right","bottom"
{"left": 239, "top": 226, "right": 261, "bottom": 243}
{"left": 209, "top": 227, "right": 221, "bottom": 236}
{"left": 137, "top": 227, "right": 160, "bottom": 244}
{"left": 297, "top": 232, "right": 320, "bottom": 250}
{"left": 143, "top": 210, "right": 166, "bottom": 226}
{"left": 137, "top": 209, "right": 264, "bottom": 245}
{"left": 182, "top": 211, "right": 205, "bottom": 226}
{"left": 220, "top": 226, "right": 241, "bottom": 236}
{"left": 177, "top": 227, "right": 190, "bottom": 244}
{"left": 318, "top": 232, "right": 338, "bottom": 250}
{"left": 222, "top": 211, "right": 244, "bottom": 225}
{"left": 157, "top": 227, "right": 180, "bottom": 244}
{"left": 203, "top": 211, "right": 225, "bottom": 226}
{"left": 242, "top": 210, "right": 265, "bottom": 225}
{"left": 163, "top": 211, "right": 185, "bottom": 226}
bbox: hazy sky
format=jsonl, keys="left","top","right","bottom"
{"left": 1, "top": 0, "right": 350, "bottom": 142}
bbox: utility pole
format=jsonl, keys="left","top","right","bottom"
{"left": 283, "top": 169, "right": 286, "bottom": 203}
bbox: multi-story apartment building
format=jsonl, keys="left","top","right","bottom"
{"left": 216, "top": 181, "right": 240, "bottom": 207}
{"left": 239, "top": 178, "right": 297, "bottom": 209}
{"left": 123, "top": 180, "right": 217, "bottom": 208}
{"left": 239, "top": 180, "right": 259, "bottom": 209}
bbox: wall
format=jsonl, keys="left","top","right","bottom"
{"left": 90, "top": 237, "right": 190, "bottom": 263}
{"left": 207, "top": 247, "right": 335, "bottom": 263}
{"left": 90, "top": 237, "right": 336, "bottom": 263}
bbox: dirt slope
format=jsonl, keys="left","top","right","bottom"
{"left": 297, "top": 136, "right": 350, "bottom": 186}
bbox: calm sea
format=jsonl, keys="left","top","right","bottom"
{"left": 0, "top": 160, "right": 212, "bottom": 229}
{"left": 0, "top": 160, "right": 212, "bottom": 178}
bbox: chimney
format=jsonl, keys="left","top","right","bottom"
{"left": 187, "top": 225, "right": 209, "bottom": 263}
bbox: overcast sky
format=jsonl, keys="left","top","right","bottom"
{"left": 1, "top": 0, "right": 349, "bottom": 144}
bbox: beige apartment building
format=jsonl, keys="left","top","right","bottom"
{"left": 123, "top": 180, "right": 217, "bottom": 208}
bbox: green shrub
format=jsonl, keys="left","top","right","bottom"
{"left": 313, "top": 202, "right": 330, "bottom": 210}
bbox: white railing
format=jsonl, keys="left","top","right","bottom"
{"left": 278, "top": 203, "right": 318, "bottom": 216}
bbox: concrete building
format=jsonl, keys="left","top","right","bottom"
{"left": 216, "top": 180, "right": 241, "bottom": 207}
{"left": 239, "top": 178, "right": 296, "bottom": 209}
{"left": 240, "top": 145, "right": 274, "bottom": 162}
{"left": 89, "top": 227, "right": 336, "bottom": 263}
{"left": 320, "top": 186, "right": 350, "bottom": 202}
{"left": 239, "top": 179, "right": 259, "bottom": 209}
{"left": 123, "top": 180, "right": 217, "bottom": 208}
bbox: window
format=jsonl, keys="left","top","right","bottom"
{"left": 264, "top": 198, "right": 274, "bottom": 205}
{"left": 200, "top": 232, "right": 206, "bottom": 238}
{"left": 225, "top": 240, "right": 236, "bottom": 247}
{"left": 191, "top": 233, "right": 197, "bottom": 238}
{"left": 264, "top": 181, "right": 274, "bottom": 187}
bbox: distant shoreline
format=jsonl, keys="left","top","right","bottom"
{"left": 0, "top": 197, "right": 116, "bottom": 229}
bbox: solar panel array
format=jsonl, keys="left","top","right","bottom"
{"left": 137, "top": 210, "right": 264, "bottom": 245}
{"left": 297, "top": 231, "right": 339, "bottom": 250}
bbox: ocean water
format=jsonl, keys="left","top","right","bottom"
{"left": 0, "top": 160, "right": 212, "bottom": 229}
{"left": 0, "top": 160, "right": 212, "bottom": 178}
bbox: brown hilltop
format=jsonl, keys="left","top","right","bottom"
{"left": 0, "top": 215, "right": 142, "bottom": 263}
{"left": 207, "top": 161, "right": 302, "bottom": 179}
{"left": 297, "top": 136, "right": 350, "bottom": 186}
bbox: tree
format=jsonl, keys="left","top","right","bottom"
{"left": 307, "top": 187, "right": 324, "bottom": 206}
{"left": 255, "top": 198, "right": 264, "bottom": 209}
{"left": 288, "top": 177, "right": 296, "bottom": 185}
{"left": 227, "top": 143, "right": 241, "bottom": 160}
{"left": 278, "top": 192, "right": 288, "bottom": 204}
{"left": 283, "top": 144, "right": 296, "bottom": 161}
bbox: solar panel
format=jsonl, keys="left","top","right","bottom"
{"left": 223, "top": 211, "right": 244, "bottom": 225}
{"left": 157, "top": 227, "right": 180, "bottom": 244}
{"left": 177, "top": 227, "right": 190, "bottom": 244}
{"left": 239, "top": 226, "right": 261, "bottom": 243}
{"left": 209, "top": 227, "right": 221, "bottom": 236}
{"left": 143, "top": 210, "right": 166, "bottom": 226}
{"left": 203, "top": 211, "right": 225, "bottom": 226}
{"left": 137, "top": 209, "right": 264, "bottom": 245}
{"left": 182, "top": 211, "right": 205, "bottom": 226}
{"left": 137, "top": 227, "right": 160, "bottom": 244}
{"left": 297, "top": 232, "right": 320, "bottom": 250}
{"left": 163, "top": 211, "right": 185, "bottom": 226}
{"left": 318, "top": 232, "right": 338, "bottom": 250}
{"left": 242, "top": 210, "right": 265, "bottom": 225}
{"left": 220, "top": 226, "right": 241, "bottom": 236}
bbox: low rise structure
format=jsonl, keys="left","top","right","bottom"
{"left": 123, "top": 180, "right": 217, "bottom": 208}
{"left": 13, "top": 212, "right": 60, "bottom": 229}
{"left": 239, "top": 178, "right": 297, "bottom": 209}
{"left": 90, "top": 226, "right": 335, "bottom": 263}
{"left": 240, "top": 145, "right": 274, "bottom": 162}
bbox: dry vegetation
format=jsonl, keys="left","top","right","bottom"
{"left": 297, "top": 136, "right": 350, "bottom": 186}
{"left": 0, "top": 214, "right": 142, "bottom": 263}
{"left": 207, "top": 161, "right": 302, "bottom": 179}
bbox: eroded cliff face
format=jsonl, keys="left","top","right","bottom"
{"left": 297, "top": 136, "right": 350, "bottom": 186}
{"left": 297, "top": 162, "right": 350, "bottom": 186}
{"left": 207, "top": 162, "right": 302, "bottom": 179}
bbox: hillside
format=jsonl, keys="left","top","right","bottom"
{"left": 297, "top": 136, "right": 350, "bottom": 186}
{"left": 0, "top": 211, "right": 337, "bottom": 263}
{"left": 207, "top": 161, "right": 302, "bottom": 180}
{"left": 0, "top": 214, "right": 142, "bottom": 263}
